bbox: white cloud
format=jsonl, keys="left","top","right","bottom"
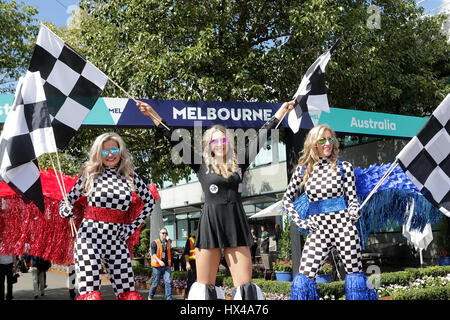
{"left": 66, "top": 5, "right": 79, "bottom": 26}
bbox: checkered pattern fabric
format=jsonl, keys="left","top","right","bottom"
{"left": 299, "top": 211, "right": 362, "bottom": 277}
{"left": 282, "top": 158, "right": 362, "bottom": 278}
{"left": 75, "top": 219, "right": 134, "bottom": 295}
{"left": 0, "top": 71, "right": 57, "bottom": 212}
{"left": 59, "top": 167, "right": 155, "bottom": 296}
{"left": 288, "top": 40, "right": 339, "bottom": 133}
{"left": 27, "top": 25, "right": 108, "bottom": 149}
{"left": 397, "top": 94, "right": 450, "bottom": 217}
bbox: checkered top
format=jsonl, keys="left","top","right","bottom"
{"left": 397, "top": 94, "right": 450, "bottom": 216}
{"left": 60, "top": 167, "right": 155, "bottom": 231}
{"left": 282, "top": 158, "right": 359, "bottom": 228}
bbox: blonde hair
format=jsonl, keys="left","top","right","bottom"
{"left": 80, "top": 132, "right": 135, "bottom": 196}
{"left": 202, "top": 125, "right": 239, "bottom": 179}
{"left": 297, "top": 124, "right": 339, "bottom": 187}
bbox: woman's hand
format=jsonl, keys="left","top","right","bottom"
{"left": 274, "top": 100, "right": 295, "bottom": 121}
{"left": 136, "top": 100, "right": 162, "bottom": 126}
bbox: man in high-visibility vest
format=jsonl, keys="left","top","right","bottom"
{"left": 183, "top": 227, "right": 197, "bottom": 298}
{"left": 148, "top": 227, "right": 172, "bottom": 300}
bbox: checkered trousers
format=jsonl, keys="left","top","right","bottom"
{"left": 299, "top": 211, "right": 362, "bottom": 278}
{"left": 75, "top": 219, "right": 134, "bottom": 295}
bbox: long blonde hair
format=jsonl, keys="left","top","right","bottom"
{"left": 80, "top": 132, "right": 135, "bottom": 196}
{"left": 297, "top": 124, "right": 339, "bottom": 186}
{"left": 202, "top": 125, "right": 239, "bottom": 179}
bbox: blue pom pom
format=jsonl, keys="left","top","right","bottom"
{"left": 290, "top": 273, "right": 319, "bottom": 300}
{"left": 345, "top": 273, "right": 378, "bottom": 300}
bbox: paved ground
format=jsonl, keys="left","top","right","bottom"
{"left": 9, "top": 270, "right": 184, "bottom": 300}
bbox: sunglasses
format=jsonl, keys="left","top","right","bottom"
{"left": 102, "top": 147, "right": 120, "bottom": 158}
{"left": 317, "top": 137, "right": 335, "bottom": 145}
{"left": 210, "top": 138, "right": 228, "bottom": 146}
{"left": 160, "top": 232, "right": 168, "bottom": 235}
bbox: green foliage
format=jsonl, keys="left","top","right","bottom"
{"left": 278, "top": 217, "right": 292, "bottom": 261}
{"left": 272, "top": 259, "right": 292, "bottom": 272}
{"left": 436, "top": 217, "right": 450, "bottom": 256}
{"left": 317, "top": 280, "right": 346, "bottom": 299}
{"left": 227, "top": 265, "right": 450, "bottom": 299}
{"left": 391, "top": 286, "right": 450, "bottom": 300}
{"left": 133, "top": 227, "right": 150, "bottom": 258}
{"left": 318, "top": 262, "right": 333, "bottom": 275}
{"left": 172, "top": 271, "right": 188, "bottom": 280}
{"left": 132, "top": 265, "right": 152, "bottom": 277}
{"left": 0, "top": 0, "right": 39, "bottom": 93}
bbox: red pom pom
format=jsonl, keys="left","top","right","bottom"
{"left": 116, "top": 290, "right": 143, "bottom": 300}
{"left": 148, "top": 184, "right": 160, "bottom": 200}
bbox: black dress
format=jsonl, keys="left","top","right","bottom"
{"left": 160, "top": 116, "right": 279, "bottom": 249}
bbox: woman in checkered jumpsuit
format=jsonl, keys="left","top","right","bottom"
{"left": 282, "top": 125, "right": 377, "bottom": 300}
{"left": 59, "top": 132, "right": 156, "bottom": 300}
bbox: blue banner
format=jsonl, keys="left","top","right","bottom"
{"left": 0, "top": 94, "right": 428, "bottom": 137}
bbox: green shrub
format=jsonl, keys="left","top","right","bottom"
{"left": 172, "top": 271, "right": 187, "bottom": 280}
{"left": 317, "top": 280, "right": 345, "bottom": 299}
{"left": 221, "top": 266, "right": 450, "bottom": 300}
{"left": 223, "top": 276, "right": 234, "bottom": 288}
{"left": 391, "top": 286, "right": 450, "bottom": 300}
{"left": 132, "top": 265, "right": 152, "bottom": 277}
{"left": 253, "top": 279, "right": 291, "bottom": 296}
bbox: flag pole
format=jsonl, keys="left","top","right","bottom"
{"left": 275, "top": 109, "right": 288, "bottom": 129}
{"left": 103, "top": 77, "right": 171, "bottom": 131}
{"left": 359, "top": 160, "right": 399, "bottom": 211}
{"left": 49, "top": 153, "right": 77, "bottom": 237}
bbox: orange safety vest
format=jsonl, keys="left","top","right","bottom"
{"left": 151, "top": 238, "right": 171, "bottom": 267}
{"left": 188, "top": 237, "right": 195, "bottom": 261}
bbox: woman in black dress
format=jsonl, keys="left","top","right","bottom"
{"left": 137, "top": 100, "right": 294, "bottom": 300}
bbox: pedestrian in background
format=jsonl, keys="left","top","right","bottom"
{"left": 28, "top": 255, "right": 50, "bottom": 299}
{"left": 260, "top": 225, "right": 270, "bottom": 254}
{"left": 0, "top": 253, "right": 16, "bottom": 301}
{"left": 148, "top": 227, "right": 172, "bottom": 300}
{"left": 184, "top": 227, "right": 197, "bottom": 298}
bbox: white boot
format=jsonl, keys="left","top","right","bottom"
{"left": 187, "top": 282, "right": 225, "bottom": 300}
{"left": 232, "top": 282, "right": 264, "bottom": 300}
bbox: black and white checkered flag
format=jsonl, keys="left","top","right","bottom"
{"left": 0, "top": 71, "right": 57, "bottom": 213}
{"left": 397, "top": 94, "right": 450, "bottom": 217}
{"left": 28, "top": 24, "right": 108, "bottom": 148}
{"left": 288, "top": 40, "right": 339, "bottom": 133}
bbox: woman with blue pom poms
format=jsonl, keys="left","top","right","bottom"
{"left": 282, "top": 124, "right": 378, "bottom": 300}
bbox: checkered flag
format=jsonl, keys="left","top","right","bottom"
{"left": 288, "top": 40, "right": 339, "bottom": 133}
{"left": 397, "top": 94, "right": 450, "bottom": 217}
{"left": 28, "top": 24, "right": 108, "bottom": 148}
{"left": 0, "top": 71, "right": 57, "bottom": 213}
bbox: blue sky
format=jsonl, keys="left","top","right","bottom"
{"left": 18, "top": 0, "right": 78, "bottom": 26}
{"left": 14, "top": 0, "right": 450, "bottom": 27}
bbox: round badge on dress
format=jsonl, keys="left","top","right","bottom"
{"left": 209, "top": 184, "right": 219, "bottom": 194}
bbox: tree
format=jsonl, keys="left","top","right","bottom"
{"left": 0, "top": 0, "right": 38, "bottom": 93}
{"left": 38, "top": 0, "right": 450, "bottom": 185}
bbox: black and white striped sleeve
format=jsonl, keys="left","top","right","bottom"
{"left": 342, "top": 161, "right": 360, "bottom": 221}
{"left": 282, "top": 165, "right": 309, "bottom": 229}
{"left": 59, "top": 176, "right": 84, "bottom": 218}
{"left": 121, "top": 173, "right": 156, "bottom": 240}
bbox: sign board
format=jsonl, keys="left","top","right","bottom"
{"left": 0, "top": 95, "right": 427, "bottom": 137}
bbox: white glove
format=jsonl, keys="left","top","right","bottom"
{"left": 348, "top": 210, "right": 360, "bottom": 223}
{"left": 60, "top": 203, "right": 74, "bottom": 218}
